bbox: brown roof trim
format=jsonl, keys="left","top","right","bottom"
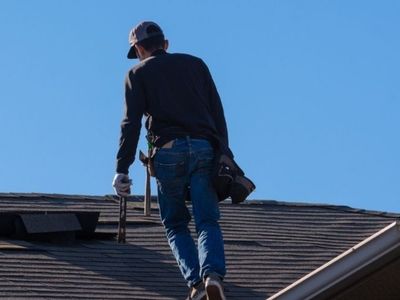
{"left": 268, "top": 221, "right": 400, "bottom": 300}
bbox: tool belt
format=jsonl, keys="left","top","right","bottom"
{"left": 138, "top": 136, "right": 255, "bottom": 204}
{"left": 212, "top": 151, "right": 256, "bottom": 204}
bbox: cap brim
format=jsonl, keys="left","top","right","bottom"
{"left": 127, "top": 46, "right": 137, "bottom": 59}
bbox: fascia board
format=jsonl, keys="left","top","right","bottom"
{"left": 267, "top": 221, "right": 400, "bottom": 300}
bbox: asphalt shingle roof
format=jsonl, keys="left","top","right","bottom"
{"left": 0, "top": 193, "right": 398, "bottom": 299}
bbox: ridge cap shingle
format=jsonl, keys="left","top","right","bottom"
{"left": 1, "top": 193, "right": 399, "bottom": 218}
{"left": 236, "top": 199, "right": 400, "bottom": 219}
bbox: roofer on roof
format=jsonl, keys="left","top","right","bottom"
{"left": 112, "top": 21, "right": 229, "bottom": 300}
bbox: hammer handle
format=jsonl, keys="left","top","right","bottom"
{"left": 117, "top": 196, "right": 127, "bottom": 243}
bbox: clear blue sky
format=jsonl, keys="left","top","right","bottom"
{"left": 0, "top": 1, "right": 399, "bottom": 212}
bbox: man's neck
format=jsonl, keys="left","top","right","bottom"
{"left": 151, "top": 48, "right": 166, "bottom": 56}
{"left": 139, "top": 48, "right": 165, "bottom": 61}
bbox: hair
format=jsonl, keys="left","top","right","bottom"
{"left": 136, "top": 25, "right": 165, "bottom": 52}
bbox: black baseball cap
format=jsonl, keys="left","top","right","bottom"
{"left": 127, "top": 21, "right": 164, "bottom": 59}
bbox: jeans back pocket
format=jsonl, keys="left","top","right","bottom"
{"left": 154, "top": 152, "right": 187, "bottom": 180}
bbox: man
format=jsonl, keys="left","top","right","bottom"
{"left": 113, "top": 21, "right": 228, "bottom": 300}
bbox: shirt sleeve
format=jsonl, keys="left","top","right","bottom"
{"left": 116, "top": 70, "right": 146, "bottom": 174}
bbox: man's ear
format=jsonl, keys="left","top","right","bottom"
{"left": 134, "top": 44, "right": 144, "bottom": 58}
{"left": 164, "top": 40, "right": 169, "bottom": 51}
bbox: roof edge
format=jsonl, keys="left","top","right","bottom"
{"left": 267, "top": 220, "right": 400, "bottom": 300}
{"left": 1, "top": 193, "right": 398, "bottom": 217}
{"left": 238, "top": 199, "right": 399, "bottom": 218}
{"left": 0, "top": 192, "right": 146, "bottom": 202}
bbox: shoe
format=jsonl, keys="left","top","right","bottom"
{"left": 186, "top": 281, "right": 206, "bottom": 300}
{"left": 204, "top": 274, "right": 226, "bottom": 300}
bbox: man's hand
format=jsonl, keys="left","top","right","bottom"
{"left": 112, "top": 173, "right": 132, "bottom": 197}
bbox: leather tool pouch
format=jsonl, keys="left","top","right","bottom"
{"left": 139, "top": 140, "right": 175, "bottom": 178}
{"left": 212, "top": 151, "right": 256, "bottom": 204}
{"left": 139, "top": 150, "right": 156, "bottom": 177}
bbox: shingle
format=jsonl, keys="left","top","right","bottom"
{"left": 0, "top": 193, "right": 398, "bottom": 299}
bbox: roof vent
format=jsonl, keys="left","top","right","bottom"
{"left": 0, "top": 211, "right": 101, "bottom": 242}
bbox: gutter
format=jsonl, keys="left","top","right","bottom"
{"left": 267, "top": 221, "right": 400, "bottom": 300}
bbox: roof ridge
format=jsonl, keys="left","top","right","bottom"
{"left": 1, "top": 193, "right": 398, "bottom": 218}
{"left": 0, "top": 193, "right": 143, "bottom": 202}
{"left": 233, "top": 199, "right": 400, "bottom": 219}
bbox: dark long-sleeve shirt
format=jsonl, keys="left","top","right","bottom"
{"left": 116, "top": 49, "right": 228, "bottom": 174}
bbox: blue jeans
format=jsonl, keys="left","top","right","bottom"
{"left": 154, "top": 137, "right": 226, "bottom": 287}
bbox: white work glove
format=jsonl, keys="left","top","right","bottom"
{"left": 112, "top": 173, "right": 132, "bottom": 197}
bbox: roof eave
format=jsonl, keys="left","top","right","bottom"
{"left": 267, "top": 220, "right": 400, "bottom": 300}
